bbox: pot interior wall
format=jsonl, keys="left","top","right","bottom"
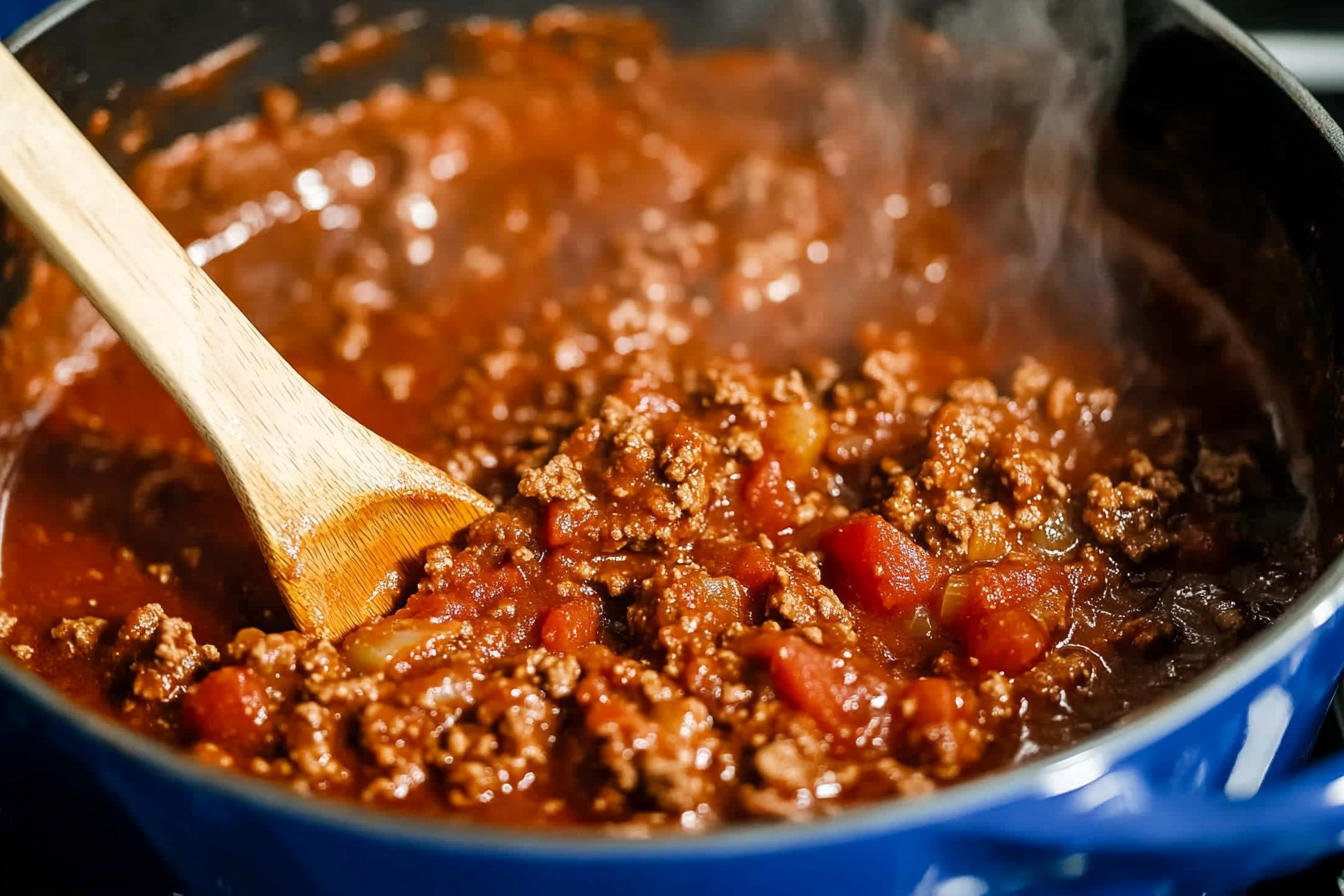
{"left": 1100, "top": 13, "right": 1344, "bottom": 552}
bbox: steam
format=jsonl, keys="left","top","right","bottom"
{"left": 767, "top": 0, "right": 1127, "bottom": 345}
{"left": 931, "top": 0, "right": 1127, "bottom": 336}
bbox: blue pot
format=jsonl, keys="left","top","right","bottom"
{"left": 5, "top": 0, "right": 1344, "bottom": 894}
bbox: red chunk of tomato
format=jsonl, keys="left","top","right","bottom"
{"left": 694, "top": 542, "right": 776, "bottom": 596}
{"left": 541, "top": 596, "right": 602, "bottom": 654}
{"left": 730, "top": 543, "right": 777, "bottom": 600}
{"left": 542, "top": 544, "right": 587, "bottom": 581}
{"left": 181, "top": 667, "right": 268, "bottom": 748}
{"left": 543, "top": 500, "right": 594, "bottom": 549}
{"left": 745, "top": 632, "right": 892, "bottom": 737}
{"left": 613, "top": 371, "right": 681, "bottom": 417}
{"left": 402, "top": 555, "right": 526, "bottom": 620}
{"left": 940, "top": 560, "right": 1074, "bottom": 635}
{"left": 691, "top": 542, "right": 774, "bottom": 622}
{"left": 900, "top": 676, "right": 961, "bottom": 727}
{"left": 967, "top": 608, "right": 1048, "bottom": 674}
{"left": 822, "top": 514, "right": 946, "bottom": 614}
{"left": 742, "top": 457, "right": 799, "bottom": 535}
{"left": 691, "top": 575, "right": 755, "bottom": 630}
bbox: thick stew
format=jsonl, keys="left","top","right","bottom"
{"left": 0, "top": 10, "right": 1316, "bottom": 832}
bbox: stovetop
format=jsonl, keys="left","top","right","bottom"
{"left": 4, "top": 0, "right": 1344, "bottom": 894}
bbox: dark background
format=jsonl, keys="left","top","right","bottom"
{"left": 3, "top": 0, "right": 1344, "bottom": 893}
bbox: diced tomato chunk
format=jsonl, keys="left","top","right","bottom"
{"left": 692, "top": 575, "right": 754, "bottom": 630}
{"left": 690, "top": 542, "right": 774, "bottom": 622}
{"left": 181, "top": 667, "right": 268, "bottom": 748}
{"left": 742, "top": 457, "right": 798, "bottom": 535}
{"left": 967, "top": 608, "right": 1048, "bottom": 674}
{"left": 744, "top": 632, "right": 891, "bottom": 736}
{"left": 574, "top": 674, "right": 643, "bottom": 737}
{"left": 730, "top": 543, "right": 777, "bottom": 599}
{"left": 402, "top": 555, "right": 526, "bottom": 620}
{"left": 940, "top": 560, "right": 1075, "bottom": 634}
{"left": 822, "top": 514, "right": 946, "bottom": 614}
{"left": 900, "top": 676, "right": 960, "bottom": 727}
{"left": 694, "top": 542, "right": 776, "bottom": 593}
{"left": 614, "top": 371, "right": 681, "bottom": 417}
{"left": 541, "top": 596, "right": 602, "bottom": 653}
{"left": 543, "top": 500, "right": 594, "bottom": 548}
{"left": 542, "top": 544, "right": 587, "bottom": 581}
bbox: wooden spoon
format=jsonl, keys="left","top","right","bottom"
{"left": 0, "top": 45, "right": 494, "bottom": 640}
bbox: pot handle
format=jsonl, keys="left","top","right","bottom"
{"left": 978, "top": 749, "right": 1344, "bottom": 880}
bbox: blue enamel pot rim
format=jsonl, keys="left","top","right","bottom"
{"left": 3, "top": 0, "right": 1344, "bottom": 863}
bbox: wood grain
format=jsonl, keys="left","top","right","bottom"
{"left": 0, "top": 45, "right": 493, "bottom": 639}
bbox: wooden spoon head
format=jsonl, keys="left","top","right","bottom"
{"left": 254, "top": 467, "right": 494, "bottom": 641}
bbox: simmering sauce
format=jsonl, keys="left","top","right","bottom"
{"left": 0, "top": 10, "right": 1315, "bottom": 832}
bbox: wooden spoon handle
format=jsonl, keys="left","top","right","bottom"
{"left": 0, "top": 45, "right": 384, "bottom": 520}
{"left": 0, "top": 45, "right": 493, "bottom": 639}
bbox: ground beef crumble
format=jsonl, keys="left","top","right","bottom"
{"left": 50, "top": 616, "right": 109, "bottom": 658}
{"left": 111, "top": 604, "right": 221, "bottom": 703}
